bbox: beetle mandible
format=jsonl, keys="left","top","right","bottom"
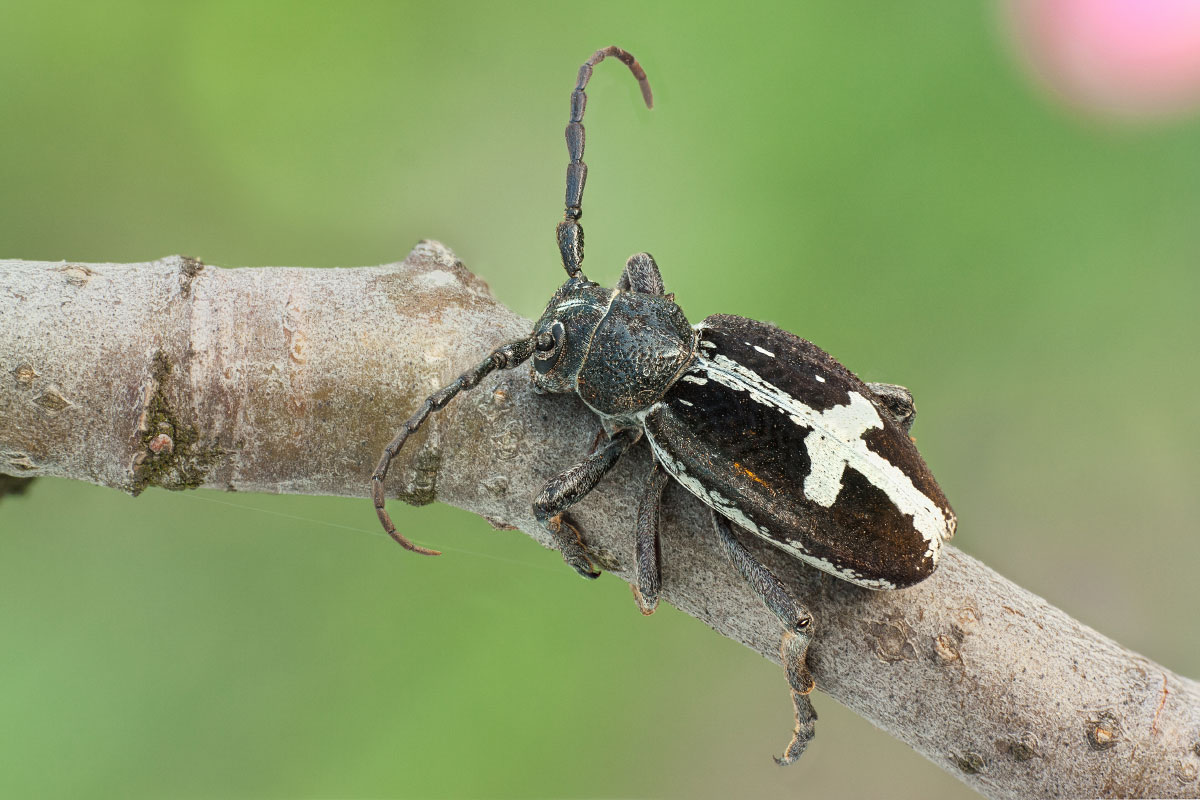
{"left": 372, "top": 45, "right": 957, "bottom": 764}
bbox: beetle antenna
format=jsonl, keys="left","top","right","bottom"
{"left": 372, "top": 334, "right": 548, "bottom": 553}
{"left": 557, "top": 45, "right": 654, "bottom": 279}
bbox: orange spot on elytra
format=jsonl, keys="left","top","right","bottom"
{"left": 733, "top": 461, "right": 773, "bottom": 492}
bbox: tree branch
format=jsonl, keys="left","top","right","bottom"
{"left": 2, "top": 242, "right": 1198, "bottom": 799}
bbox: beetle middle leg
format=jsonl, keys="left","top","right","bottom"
{"left": 534, "top": 427, "right": 642, "bottom": 578}
{"left": 866, "top": 381, "right": 916, "bottom": 433}
{"left": 711, "top": 510, "right": 818, "bottom": 764}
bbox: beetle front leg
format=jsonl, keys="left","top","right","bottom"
{"left": 711, "top": 510, "right": 817, "bottom": 764}
{"left": 631, "top": 459, "right": 670, "bottom": 614}
{"left": 533, "top": 428, "right": 642, "bottom": 578}
{"left": 617, "top": 252, "right": 666, "bottom": 295}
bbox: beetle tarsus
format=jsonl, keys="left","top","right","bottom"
{"left": 866, "top": 381, "right": 917, "bottom": 434}
{"left": 775, "top": 688, "right": 818, "bottom": 766}
{"left": 778, "top": 627, "right": 818, "bottom": 764}
{"left": 550, "top": 513, "right": 601, "bottom": 579}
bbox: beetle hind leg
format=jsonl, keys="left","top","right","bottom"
{"left": 710, "top": 511, "right": 817, "bottom": 764}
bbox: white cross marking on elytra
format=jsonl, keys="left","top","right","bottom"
{"left": 798, "top": 391, "right": 882, "bottom": 506}
{"left": 697, "top": 353, "right": 948, "bottom": 553}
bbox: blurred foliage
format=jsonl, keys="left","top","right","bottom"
{"left": 2, "top": 2, "right": 1199, "bottom": 798}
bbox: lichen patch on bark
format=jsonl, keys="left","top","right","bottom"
{"left": 178, "top": 256, "right": 205, "bottom": 297}
{"left": 129, "top": 351, "right": 223, "bottom": 495}
{"left": 953, "top": 750, "right": 987, "bottom": 774}
{"left": 393, "top": 446, "right": 441, "bottom": 507}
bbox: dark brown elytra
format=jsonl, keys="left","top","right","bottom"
{"left": 372, "top": 46, "right": 954, "bottom": 765}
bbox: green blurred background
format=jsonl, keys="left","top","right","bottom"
{"left": 2, "top": 2, "right": 1199, "bottom": 798}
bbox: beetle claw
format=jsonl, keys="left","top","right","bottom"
{"left": 550, "top": 513, "right": 602, "bottom": 579}
{"left": 569, "top": 557, "right": 601, "bottom": 580}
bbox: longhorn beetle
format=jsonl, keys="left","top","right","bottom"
{"left": 372, "top": 46, "right": 956, "bottom": 764}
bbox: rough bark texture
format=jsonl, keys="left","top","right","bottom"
{"left": 2, "top": 243, "right": 1199, "bottom": 799}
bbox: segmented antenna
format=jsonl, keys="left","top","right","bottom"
{"left": 556, "top": 46, "right": 654, "bottom": 278}
{"left": 372, "top": 335, "right": 547, "bottom": 554}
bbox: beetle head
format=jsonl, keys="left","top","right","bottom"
{"left": 530, "top": 276, "right": 612, "bottom": 394}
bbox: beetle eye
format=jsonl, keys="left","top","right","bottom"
{"left": 534, "top": 321, "right": 566, "bottom": 374}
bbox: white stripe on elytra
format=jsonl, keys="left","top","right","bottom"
{"left": 647, "top": 436, "right": 770, "bottom": 539}
{"left": 694, "top": 352, "right": 946, "bottom": 557}
{"left": 644, "top": 430, "right": 897, "bottom": 588}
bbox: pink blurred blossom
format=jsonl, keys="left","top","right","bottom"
{"left": 1004, "top": 0, "right": 1200, "bottom": 119}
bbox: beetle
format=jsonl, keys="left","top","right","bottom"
{"left": 372, "top": 45, "right": 956, "bottom": 764}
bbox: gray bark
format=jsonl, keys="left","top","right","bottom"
{"left": 2, "top": 242, "right": 1199, "bottom": 799}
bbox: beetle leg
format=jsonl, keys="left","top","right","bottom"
{"left": 584, "top": 427, "right": 608, "bottom": 456}
{"left": 776, "top": 633, "right": 819, "bottom": 765}
{"left": 711, "top": 510, "right": 817, "bottom": 764}
{"left": 631, "top": 459, "right": 670, "bottom": 614}
{"left": 866, "top": 381, "right": 916, "bottom": 434}
{"left": 617, "top": 252, "right": 666, "bottom": 296}
{"left": 534, "top": 428, "right": 642, "bottom": 578}
{"left": 710, "top": 511, "right": 815, "bottom": 638}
